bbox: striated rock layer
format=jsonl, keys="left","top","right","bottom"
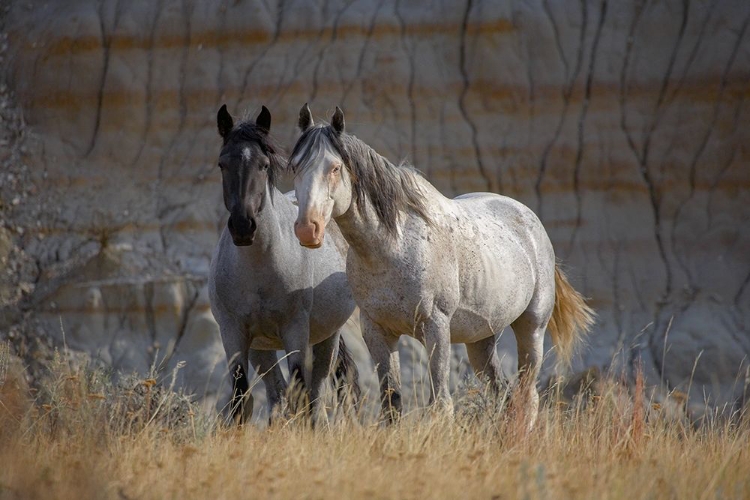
{"left": 1, "top": 0, "right": 748, "bottom": 410}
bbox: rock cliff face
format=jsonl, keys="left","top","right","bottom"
{"left": 1, "top": 0, "right": 748, "bottom": 411}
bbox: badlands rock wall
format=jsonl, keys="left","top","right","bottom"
{"left": 1, "top": 0, "right": 749, "bottom": 410}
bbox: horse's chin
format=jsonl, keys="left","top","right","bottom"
{"left": 232, "top": 236, "right": 255, "bottom": 247}
{"left": 299, "top": 240, "right": 323, "bottom": 249}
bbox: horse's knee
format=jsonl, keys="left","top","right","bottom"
{"left": 265, "top": 384, "right": 285, "bottom": 413}
{"left": 230, "top": 363, "right": 252, "bottom": 424}
{"left": 507, "top": 377, "right": 540, "bottom": 431}
{"left": 285, "top": 361, "right": 306, "bottom": 392}
{"left": 382, "top": 388, "right": 402, "bottom": 423}
{"left": 435, "top": 394, "right": 454, "bottom": 415}
{"left": 286, "top": 363, "right": 312, "bottom": 415}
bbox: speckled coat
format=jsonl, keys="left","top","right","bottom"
{"left": 292, "top": 106, "right": 594, "bottom": 427}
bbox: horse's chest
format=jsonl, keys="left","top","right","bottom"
{"left": 243, "top": 291, "right": 285, "bottom": 324}
{"left": 219, "top": 277, "right": 299, "bottom": 343}
{"left": 241, "top": 291, "right": 287, "bottom": 337}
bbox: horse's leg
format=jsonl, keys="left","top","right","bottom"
{"left": 219, "top": 323, "right": 252, "bottom": 425}
{"left": 331, "top": 332, "right": 361, "bottom": 411}
{"left": 248, "top": 348, "right": 287, "bottom": 423}
{"left": 421, "top": 312, "right": 454, "bottom": 415}
{"left": 465, "top": 336, "right": 503, "bottom": 396}
{"left": 281, "top": 319, "right": 312, "bottom": 416}
{"left": 511, "top": 312, "right": 547, "bottom": 431}
{"left": 361, "top": 314, "right": 402, "bottom": 423}
{"left": 309, "top": 331, "right": 340, "bottom": 424}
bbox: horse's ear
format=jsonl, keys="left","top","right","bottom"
{"left": 331, "top": 106, "right": 345, "bottom": 134}
{"left": 217, "top": 104, "right": 234, "bottom": 139}
{"left": 256, "top": 105, "right": 271, "bottom": 133}
{"left": 299, "top": 103, "right": 313, "bottom": 132}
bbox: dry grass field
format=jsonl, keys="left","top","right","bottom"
{"left": 1, "top": 345, "right": 749, "bottom": 500}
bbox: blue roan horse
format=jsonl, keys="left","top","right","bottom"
{"left": 209, "top": 105, "right": 359, "bottom": 424}
{"left": 291, "top": 105, "right": 595, "bottom": 429}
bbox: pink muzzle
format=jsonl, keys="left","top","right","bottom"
{"left": 294, "top": 219, "right": 324, "bottom": 248}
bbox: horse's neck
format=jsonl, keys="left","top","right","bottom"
{"left": 335, "top": 171, "right": 447, "bottom": 263}
{"left": 335, "top": 197, "right": 399, "bottom": 263}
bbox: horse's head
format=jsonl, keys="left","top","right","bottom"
{"left": 290, "top": 104, "right": 353, "bottom": 248}
{"left": 216, "top": 104, "right": 281, "bottom": 246}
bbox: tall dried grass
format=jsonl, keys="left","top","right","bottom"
{"left": 1, "top": 343, "right": 748, "bottom": 500}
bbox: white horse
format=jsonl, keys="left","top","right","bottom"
{"left": 209, "top": 105, "right": 358, "bottom": 424}
{"left": 290, "top": 105, "right": 594, "bottom": 427}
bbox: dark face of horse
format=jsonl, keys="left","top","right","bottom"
{"left": 217, "top": 105, "right": 272, "bottom": 246}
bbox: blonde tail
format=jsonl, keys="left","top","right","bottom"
{"left": 548, "top": 264, "right": 596, "bottom": 366}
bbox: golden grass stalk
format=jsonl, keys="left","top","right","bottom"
{"left": 1, "top": 344, "right": 749, "bottom": 499}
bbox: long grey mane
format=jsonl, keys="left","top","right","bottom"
{"left": 291, "top": 125, "right": 431, "bottom": 236}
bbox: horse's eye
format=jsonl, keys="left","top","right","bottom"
{"left": 332, "top": 165, "right": 341, "bottom": 174}
{"left": 218, "top": 162, "right": 224, "bottom": 170}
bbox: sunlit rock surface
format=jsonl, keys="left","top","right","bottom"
{"left": 1, "top": 0, "right": 748, "bottom": 412}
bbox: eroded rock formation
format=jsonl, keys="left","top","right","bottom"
{"left": 1, "top": 0, "right": 748, "bottom": 411}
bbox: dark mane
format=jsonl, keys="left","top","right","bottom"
{"left": 291, "top": 125, "right": 431, "bottom": 235}
{"left": 224, "top": 121, "right": 288, "bottom": 190}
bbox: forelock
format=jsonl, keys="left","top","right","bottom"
{"left": 290, "top": 126, "right": 347, "bottom": 174}
{"left": 220, "top": 120, "right": 288, "bottom": 190}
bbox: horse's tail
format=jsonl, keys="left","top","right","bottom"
{"left": 334, "top": 334, "right": 361, "bottom": 407}
{"left": 548, "top": 263, "right": 596, "bottom": 367}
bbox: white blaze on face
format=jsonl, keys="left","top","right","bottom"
{"left": 293, "top": 143, "right": 339, "bottom": 222}
{"left": 293, "top": 139, "right": 341, "bottom": 246}
{"left": 242, "top": 147, "right": 253, "bottom": 163}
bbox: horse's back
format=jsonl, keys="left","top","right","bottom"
{"left": 452, "top": 192, "right": 552, "bottom": 260}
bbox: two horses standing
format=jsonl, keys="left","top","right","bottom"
{"left": 209, "top": 104, "right": 594, "bottom": 428}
